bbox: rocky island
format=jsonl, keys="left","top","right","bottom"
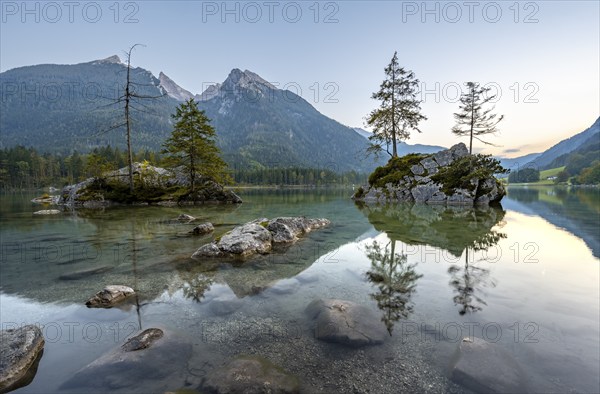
{"left": 58, "top": 162, "right": 241, "bottom": 207}
{"left": 352, "top": 143, "right": 507, "bottom": 205}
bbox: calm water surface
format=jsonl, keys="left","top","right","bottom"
{"left": 0, "top": 187, "right": 598, "bottom": 393}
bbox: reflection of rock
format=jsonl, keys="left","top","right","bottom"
{"left": 451, "top": 337, "right": 527, "bottom": 393}
{"left": 359, "top": 204, "right": 505, "bottom": 257}
{"left": 33, "top": 209, "right": 61, "bottom": 215}
{"left": 85, "top": 285, "right": 135, "bottom": 308}
{"left": 61, "top": 328, "right": 191, "bottom": 392}
{"left": 202, "top": 355, "right": 299, "bottom": 394}
{"left": 305, "top": 299, "right": 387, "bottom": 347}
{"left": 189, "top": 222, "right": 214, "bottom": 235}
{"left": 0, "top": 325, "right": 45, "bottom": 393}
{"left": 191, "top": 217, "right": 330, "bottom": 260}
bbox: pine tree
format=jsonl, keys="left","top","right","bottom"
{"left": 452, "top": 82, "right": 504, "bottom": 154}
{"left": 162, "top": 99, "right": 231, "bottom": 193}
{"left": 366, "top": 52, "right": 426, "bottom": 158}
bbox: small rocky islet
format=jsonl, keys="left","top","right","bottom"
{"left": 352, "top": 143, "right": 506, "bottom": 205}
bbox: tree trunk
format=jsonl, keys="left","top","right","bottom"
{"left": 125, "top": 51, "right": 134, "bottom": 194}
{"left": 469, "top": 89, "right": 475, "bottom": 155}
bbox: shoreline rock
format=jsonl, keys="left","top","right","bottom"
{"left": 0, "top": 325, "right": 45, "bottom": 392}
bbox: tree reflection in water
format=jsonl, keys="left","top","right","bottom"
{"left": 364, "top": 240, "right": 422, "bottom": 335}
{"left": 449, "top": 228, "right": 506, "bottom": 315}
{"left": 359, "top": 203, "right": 507, "bottom": 320}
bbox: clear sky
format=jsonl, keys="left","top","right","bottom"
{"left": 1, "top": 0, "right": 598, "bottom": 157}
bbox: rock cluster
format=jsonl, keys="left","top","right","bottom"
{"left": 354, "top": 143, "right": 505, "bottom": 205}
{"left": 192, "top": 217, "right": 330, "bottom": 259}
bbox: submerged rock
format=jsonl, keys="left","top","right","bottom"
{"left": 189, "top": 222, "right": 214, "bottom": 236}
{"left": 85, "top": 285, "right": 135, "bottom": 308}
{"left": 121, "top": 328, "right": 164, "bottom": 352}
{"left": 202, "top": 355, "right": 299, "bottom": 394}
{"left": 177, "top": 214, "right": 196, "bottom": 222}
{"left": 451, "top": 337, "right": 528, "bottom": 393}
{"left": 59, "top": 266, "right": 113, "bottom": 280}
{"left": 191, "top": 217, "right": 330, "bottom": 260}
{"left": 353, "top": 143, "right": 506, "bottom": 206}
{"left": 0, "top": 325, "right": 45, "bottom": 392}
{"left": 61, "top": 328, "right": 191, "bottom": 392}
{"left": 305, "top": 299, "right": 387, "bottom": 347}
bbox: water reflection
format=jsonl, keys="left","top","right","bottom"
{"left": 358, "top": 203, "right": 506, "bottom": 316}
{"left": 364, "top": 240, "right": 422, "bottom": 335}
{"left": 506, "top": 186, "right": 600, "bottom": 257}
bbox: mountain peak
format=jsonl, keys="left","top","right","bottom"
{"left": 223, "top": 68, "right": 276, "bottom": 90}
{"left": 158, "top": 72, "right": 194, "bottom": 101}
{"left": 94, "top": 55, "right": 122, "bottom": 65}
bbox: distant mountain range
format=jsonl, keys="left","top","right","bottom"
{"left": 351, "top": 128, "right": 446, "bottom": 156}
{"left": 0, "top": 56, "right": 380, "bottom": 172}
{"left": 1, "top": 55, "right": 597, "bottom": 174}
{"left": 499, "top": 117, "right": 600, "bottom": 172}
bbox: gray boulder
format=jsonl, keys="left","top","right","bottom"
{"left": 0, "top": 325, "right": 45, "bottom": 392}
{"left": 192, "top": 217, "right": 330, "bottom": 260}
{"left": 85, "top": 285, "right": 135, "bottom": 308}
{"left": 177, "top": 213, "right": 196, "bottom": 222}
{"left": 305, "top": 299, "right": 387, "bottom": 347}
{"left": 202, "top": 355, "right": 300, "bottom": 394}
{"left": 267, "top": 217, "right": 330, "bottom": 243}
{"left": 193, "top": 222, "right": 272, "bottom": 259}
{"left": 190, "top": 222, "right": 214, "bottom": 235}
{"left": 451, "top": 337, "right": 528, "bottom": 393}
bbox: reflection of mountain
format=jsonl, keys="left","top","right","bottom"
{"left": 358, "top": 203, "right": 506, "bottom": 316}
{"left": 357, "top": 203, "right": 506, "bottom": 256}
{"left": 505, "top": 187, "right": 600, "bottom": 258}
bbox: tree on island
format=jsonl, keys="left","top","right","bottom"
{"left": 366, "top": 51, "right": 427, "bottom": 158}
{"left": 452, "top": 82, "right": 504, "bottom": 154}
{"left": 162, "top": 99, "right": 231, "bottom": 193}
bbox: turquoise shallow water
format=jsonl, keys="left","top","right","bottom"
{"left": 0, "top": 187, "right": 598, "bottom": 393}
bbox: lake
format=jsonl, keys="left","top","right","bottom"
{"left": 1, "top": 186, "right": 598, "bottom": 393}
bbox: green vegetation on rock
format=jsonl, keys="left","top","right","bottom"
{"left": 368, "top": 153, "right": 428, "bottom": 188}
{"left": 431, "top": 155, "right": 507, "bottom": 196}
